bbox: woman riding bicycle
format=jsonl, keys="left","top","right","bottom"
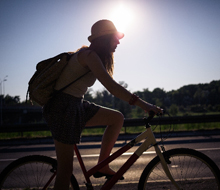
{"left": 43, "top": 19, "right": 163, "bottom": 190}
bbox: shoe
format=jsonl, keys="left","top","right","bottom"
{"left": 93, "top": 171, "right": 124, "bottom": 180}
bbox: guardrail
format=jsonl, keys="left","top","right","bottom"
{"left": 0, "top": 114, "right": 220, "bottom": 133}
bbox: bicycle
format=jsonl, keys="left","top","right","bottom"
{"left": 0, "top": 112, "right": 220, "bottom": 190}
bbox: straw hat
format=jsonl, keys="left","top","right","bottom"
{"left": 88, "top": 20, "right": 124, "bottom": 42}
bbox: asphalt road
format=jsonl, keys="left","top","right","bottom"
{"left": 1, "top": 135, "right": 220, "bottom": 190}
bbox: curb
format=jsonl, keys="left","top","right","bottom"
{"left": 0, "top": 129, "right": 220, "bottom": 146}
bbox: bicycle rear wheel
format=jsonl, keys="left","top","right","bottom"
{"left": 0, "top": 155, "right": 79, "bottom": 190}
{"left": 138, "top": 148, "right": 220, "bottom": 190}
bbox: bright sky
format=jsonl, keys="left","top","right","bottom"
{"left": 1, "top": 0, "right": 220, "bottom": 101}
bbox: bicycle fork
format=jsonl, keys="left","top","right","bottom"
{"left": 140, "top": 126, "right": 181, "bottom": 190}
{"left": 154, "top": 143, "right": 181, "bottom": 190}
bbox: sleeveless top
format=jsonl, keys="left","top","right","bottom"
{"left": 54, "top": 51, "right": 96, "bottom": 98}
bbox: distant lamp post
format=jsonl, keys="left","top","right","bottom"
{"left": 0, "top": 75, "right": 8, "bottom": 125}
{"left": 3, "top": 75, "right": 8, "bottom": 96}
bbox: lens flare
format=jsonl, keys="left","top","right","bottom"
{"left": 109, "top": 4, "right": 134, "bottom": 33}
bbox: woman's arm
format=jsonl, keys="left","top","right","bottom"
{"left": 83, "top": 51, "right": 131, "bottom": 99}
{"left": 80, "top": 51, "right": 162, "bottom": 114}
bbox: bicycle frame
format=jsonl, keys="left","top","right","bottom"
{"left": 74, "top": 119, "right": 180, "bottom": 190}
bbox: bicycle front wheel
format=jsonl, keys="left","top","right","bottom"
{"left": 0, "top": 155, "right": 79, "bottom": 190}
{"left": 138, "top": 148, "right": 220, "bottom": 190}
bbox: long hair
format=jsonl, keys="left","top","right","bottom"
{"left": 88, "top": 35, "right": 114, "bottom": 77}
{"left": 76, "top": 35, "right": 114, "bottom": 77}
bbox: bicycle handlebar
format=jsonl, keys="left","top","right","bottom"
{"left": 144, "top": 110, "right": 155, "bottom": 125}
{"left": 144, "top": 110, "right": 164, "bottom": 127}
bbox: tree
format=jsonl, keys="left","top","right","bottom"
{"left": 169, "top": 104, "right": 179, "bottom": 116}
{"left": 4, "top": 95, "right": 20, "bottom": 105}
{"left": 84, "top": 88, "right": 95, "bottom": 102}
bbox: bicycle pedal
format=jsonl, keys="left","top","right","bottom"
{"left": 165, "top": 156, "right": 171, "bottom": 164}
{"left": 84, "top": 182, "right": 93, "bottom": 190}
{"left": 106, "top": 175, "right": 124, "bottom": 180}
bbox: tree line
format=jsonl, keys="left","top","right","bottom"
{"left": 84, "top": 80, "right": 220, "bottom": 117}
{"left": 1, "top": 80, "right": 220, "bottom": 118}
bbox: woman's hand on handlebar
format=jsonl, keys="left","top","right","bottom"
{"left": 136, "top": 98, "right": 163, "bottom": 116}
{"left": 146, "top": 104, "right": 163, "bottom": 116}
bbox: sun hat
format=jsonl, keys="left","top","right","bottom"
{"left": 88, "top": 19, "right": 124, "bottom": 42}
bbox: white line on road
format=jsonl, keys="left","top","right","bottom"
{"left": 1, "top": 147, "right": 220, "bottom": 162}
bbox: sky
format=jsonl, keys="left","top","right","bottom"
{"left": 0, "top": 0, "right": 220, "bottom": 101}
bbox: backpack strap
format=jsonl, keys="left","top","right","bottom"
{"left": 53, "top": 51, "right": 91, "bottom": 95}
{"left": 55, "top": 70, "right": 91, "bottom": 95}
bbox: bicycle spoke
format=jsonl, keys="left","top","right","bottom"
{"left": 1, "top": 161, "right": 55, "bottom": 189}
{"left": 139, "top": 148, "right": 220, "bottom": 190}
{"left": 0, "top": 155, "right": 79, "bottom": 190}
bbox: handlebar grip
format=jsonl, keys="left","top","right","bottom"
{"left": 144, "top": 110, "right": 155, "bottom": 124}
{"left": 149, "top": 110, "right": 155, "bottom": 117}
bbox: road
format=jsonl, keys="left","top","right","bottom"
{"left": 0, "top": 135, "right": 220, "bottom": 189}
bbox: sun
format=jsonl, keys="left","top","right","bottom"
{"left": 109, "top": 4, "right": 134, "bottom": 33}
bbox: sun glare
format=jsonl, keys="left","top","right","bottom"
{"left": 109, "top": 4, "right": 134, "bottom": 33}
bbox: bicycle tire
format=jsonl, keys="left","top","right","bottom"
{"left": 0, "top": 155, "right": 80, "bottom": 190}
{"left": 138, "top": 148, "right": 220, "bottom": 190}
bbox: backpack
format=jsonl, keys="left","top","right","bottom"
{"left": 26, "top": 52, "right": 90, "bottom": 106}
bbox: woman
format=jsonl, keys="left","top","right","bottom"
{"left": 43, "top": 19, "right": 163, "bottom": 190}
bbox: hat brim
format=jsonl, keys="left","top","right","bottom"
{"left": 88, "top": 31, "right": 124, "bottom": 42}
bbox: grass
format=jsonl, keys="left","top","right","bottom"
{"left": 2, "top": 122, "right": 219, "bottom": 140}
{"left": 123, "top": 122, "right": 220, "bottom": 134}
{"left": 0, "top": 115, "right": 220, "bottom": 140}
{"left": 0, "top": 131, "right": 52, "bottom": 140}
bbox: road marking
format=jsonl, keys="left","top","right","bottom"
{"left": 1, "top": 147, "right": 220, "bottom": 162}
{"left": 196, "top": 147, "right": 220, "bottom": 151}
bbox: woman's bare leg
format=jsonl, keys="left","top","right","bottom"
{"left": 86, "top": 107, "right": 124, "bottom": 174}
{"left": 54, "top": 140, "right": 74, "bottom": 190}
